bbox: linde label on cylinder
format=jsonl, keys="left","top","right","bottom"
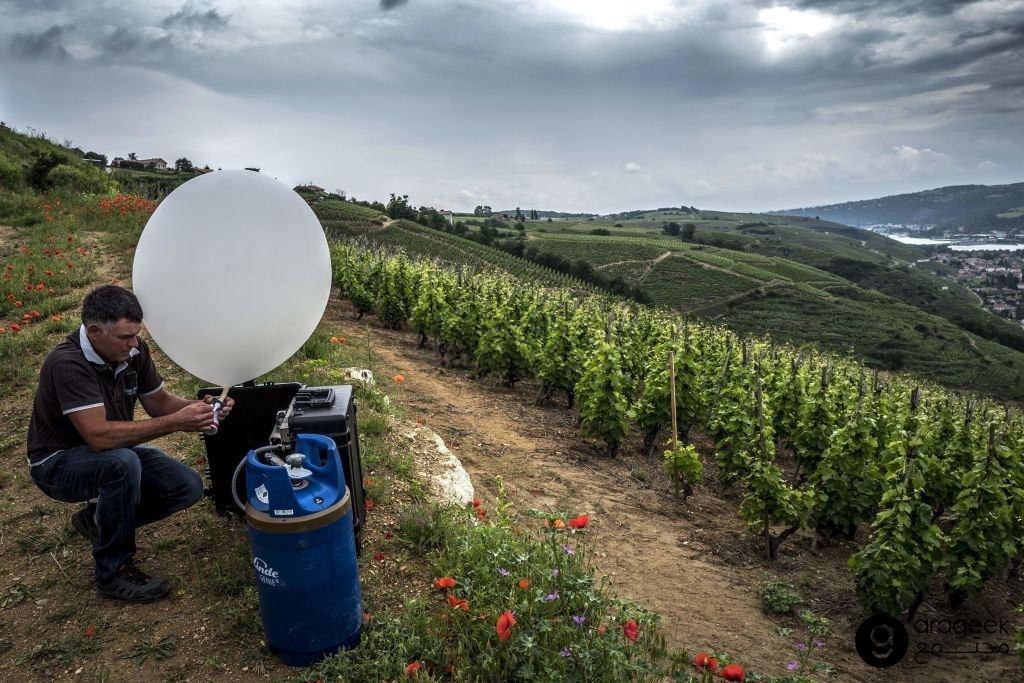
{"left": 244, "top": 433, "right": 362, "bottom": 666}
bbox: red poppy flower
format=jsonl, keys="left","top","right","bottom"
{"left": 434, "top": 576, "right": 456, "bottom": 589}
{"left": 372, "top": 551, "right": 385, "bottom": 562}
{"left": 496, "top": 610, "right": 517, "bottom": 642}
{"left": 393, "top": 374, "right": 405, "bottom": 383}
{"left": 568, "top": 514, "right": 589, "bottom": 529}
{"left": 446, "top": 593, "right": 469, "bottom": 611}
{"left": 694, "top": 652, "right": 718, "bottom": 670}
{"left": 518, "top": 578, "right": 530, "bottom": 590}
{"left": 405, "top": 661, "right": 421, "bottom": 678}
{"left": 623, "top": 619, "right": 639, "bottom": 643}
{"left": 721, "top": 663, "right": 745, "bottom": 682}
{"left": 84, "top": 625, "right": 96, "bottom": 638}
{"left": 475, "top": 507, "right": 487, "bottom": 520}
{"left": 365, "top": 498, "right": 376, "bottom": 511}
{"left": 10, "top": 323, "right": 20, "bottom": 332}
{"left": 471, "top": 498, "right": 482, "bottom": 508}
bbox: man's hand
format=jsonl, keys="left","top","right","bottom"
{"left": 203, "top": 395, "right": 235, "bottom": 420}
{"left": 174, "top": 402, "right": 216, "bottom": 432}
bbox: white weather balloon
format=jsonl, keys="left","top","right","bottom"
{"left": 132, "top": 170, "right": 331, "bottom": 387}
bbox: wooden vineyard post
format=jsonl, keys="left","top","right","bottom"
{"left": 668, "top": 350, "right": 678, "bottom": 452}
{"left": 668, "top": 350, "right": 680, "bottom": 497}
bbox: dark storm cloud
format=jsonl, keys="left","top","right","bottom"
{"left": 0, "top": 0, "right": 1022, "bottom": 212}
{"left": 8, "top": 24, "right": 70, "bottom": 61}
{"left": 100, "top": 27, "right": 173, "bottom": 57}
{"left": 161, "top": 3, "right": 229, "bottom": 31}
{"left": 0, "top": 0, "right": 66, "bottom": 10}
{"left": 793, "top": 0, "right": 980, "bottom": 18}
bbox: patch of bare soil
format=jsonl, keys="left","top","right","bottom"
{"left": 325, "top": 295, "right": 1023, "bottom": 683}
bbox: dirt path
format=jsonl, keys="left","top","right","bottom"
{"left": 326, "top": 298, "right": 926, "bottom": 682}
{"left": 594, "top": 250, "right": 674, "bottom": 283}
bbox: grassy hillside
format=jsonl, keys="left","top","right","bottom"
{"left": 313, "top": 207, "right": 599, "bottom": 292}
{"left": 0, "top": 124, "right": 112, "bottom": 196}
{"left": 773, "top": 181, "right": 1024, "bottom": 234}
{"left": 319, "top": 204, "right": 1024, "bottom": 399}
{"left": 109, "top": 168, "right": 199, "bottom": 199}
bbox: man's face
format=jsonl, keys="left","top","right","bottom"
{"left": 87, "top": 318, "right": 142, "bottom": 365}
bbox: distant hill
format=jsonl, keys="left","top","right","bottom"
{"left": 490, "top": 209, "right": 594, "bottom": 219}
{"left": 773, "top": 182, "right": 1024, "bottom": 235}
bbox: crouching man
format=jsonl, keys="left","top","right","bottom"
{"left": 26, "top": 285, "right": 234, "bottom": 603}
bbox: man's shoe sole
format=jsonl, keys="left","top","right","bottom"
{"left": 96, "top": 582, "right": 171, "bottom": 604}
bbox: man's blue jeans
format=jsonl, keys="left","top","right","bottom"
{"left": 29, "top": 444, "right": 204, "bottom": 582}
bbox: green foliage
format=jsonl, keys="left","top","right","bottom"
{"left": 0, "top": 149, "right": 22, "bottom": 188}
{"left": 27, "top": 151, "right": 65, "bottom": 191}
{"left": 807, "top": 393, "right": 882, "bottom": 539}
{"left": 305, "top": 505, "right": 673, "bottom": 682}
{"left": 662, "top": 442, "right": 702, "bottom": 498}
{"left": 790, "top": 368, "right": 837, "bottom": 475}
{"left": 757, "top": 576, "right": 804, "bottom": 615}
{"left": 632, "top": 337, "right": 704, "bottom": 448}
{"left": 708, "top": 350, "right": 756, "bottom": 489}
{"left": 410, "top": 268, "right": 450, "bottom": 344}
{"left": 739, "top": 397, "right": 814, "bottom": 560}
{"left": 849, "top": 400, "right": 945, "bottom": 617}
{"left": 397, "top": 503, "right": 453, "bottom": 550}
{"left": 375, "top": 253, "right": 415, "bottom": 328}
{"left": 1017, "top": 603, "right": 1024, "bottom": 666}
{"left": 475, "top": 296, "right": 531, "bottom": 388}
{"left": 46, "top": 163, "right": 110, "bottom": 194}
{"left": 326, "top": 241, "right": 1024, "bottom": 611}
{"left": 122, "top": 635, "right": 177, "bottom": 666}
{"left": 576, "top": 338, "right": 631, "bottom": 456}
{"left": 944, "top": 426, "right": 1020, "bottom": 604}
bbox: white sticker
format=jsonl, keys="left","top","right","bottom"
{"left": 255, "top": 484, "right": 269, "bottom": 504}
{"left": 273, "top": 509, "right": 294, "bottom": 516}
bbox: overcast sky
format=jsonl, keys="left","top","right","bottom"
{"left": 1, "top": 0, "right": 1022, "bottom": 213}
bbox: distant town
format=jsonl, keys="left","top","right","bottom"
{"left": 928, "top": 251, "right": 1024, "bottom": 328}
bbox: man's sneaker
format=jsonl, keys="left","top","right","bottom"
{"left": 71, "top": 502, "right": 100, "bottom": 546}
{"left": 97, "top": 561, "right": 171, "bottom": 603}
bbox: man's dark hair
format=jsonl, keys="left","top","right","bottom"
{"left": 82, "top": 285, "right": 144, "bottom": 328}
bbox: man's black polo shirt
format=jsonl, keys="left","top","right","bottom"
{"left": 26, "top": 326, "right": 163, "bottom": 466}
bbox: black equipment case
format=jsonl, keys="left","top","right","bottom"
{"left": 197, "top": 382, "right": 366, "bottom": 549}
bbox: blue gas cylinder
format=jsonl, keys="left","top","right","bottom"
{"left": 245, "top": 433, "right": 362, "bottom": 666}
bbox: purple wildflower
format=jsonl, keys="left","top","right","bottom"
{"left": 786, "top": 661, "right": 799, "bottom": 672}
{"left": 550, "top": 568, "right": 560, "bottom": 577}
{"left": 543, "top": 591, "right": 559, "bottom": 602}
{"left": 572, "top": 615, "right": 586, "bottom": 627}
{"left": 560, "top": 648, "right": 571, "bottom": 658}
{"left": 795, "top": 642, "right": 807, "bottom": 652}
{"left": 814, "top": 638, "right": 825, "bottom": 649}
{"left": 498, "top": 568, "right": 510, "bottom": 577}
{"left": 562, "top": 544, "right": 575, "bottom": 555}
